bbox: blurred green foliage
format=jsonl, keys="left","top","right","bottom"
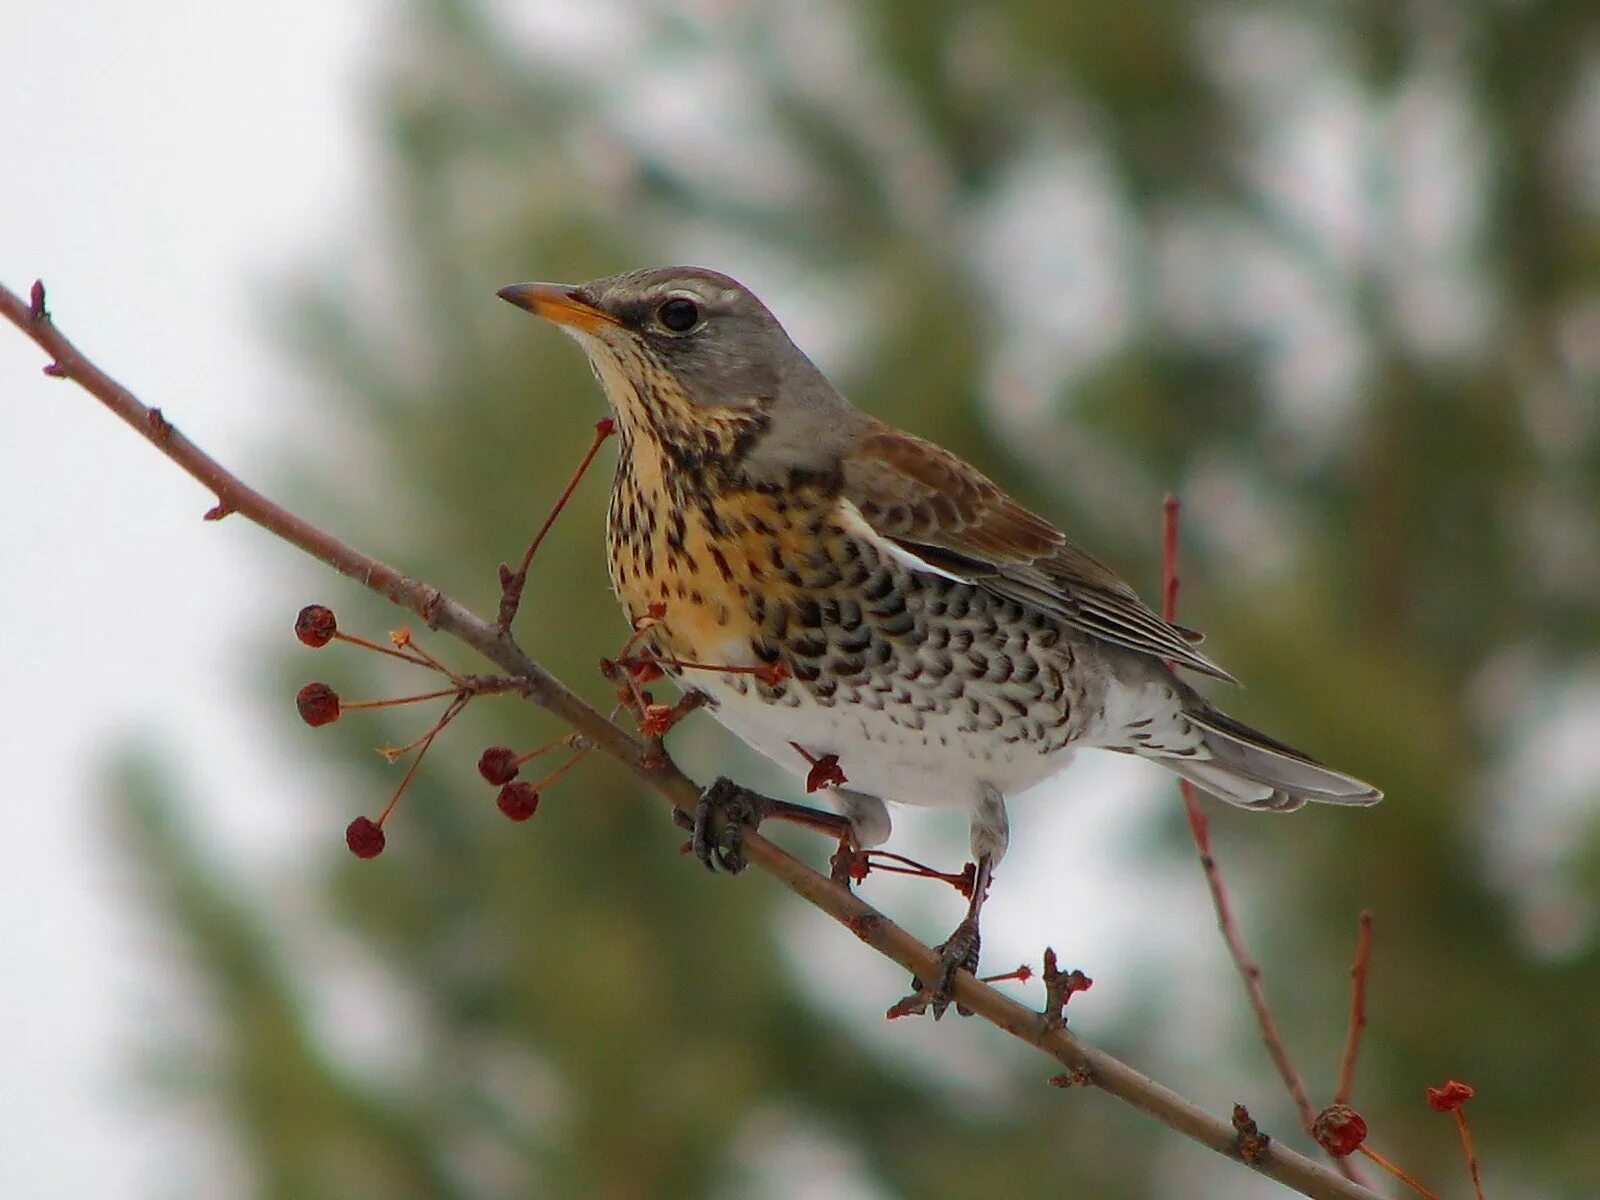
{"left": 119, "top": 2, "right": 1600, "bottom": 1196}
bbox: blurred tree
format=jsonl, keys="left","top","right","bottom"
{"left": 119, "top": 1, "right": 1600, "bottom": 1196}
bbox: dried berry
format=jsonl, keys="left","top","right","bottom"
{"left": 640, "top": 704, "right": 675, "bottom": 736}
{"left": 497, "top": 782, "right": 539, "bottom": 822}
{"left": 294, "top": 604, "right": 337, "bottom": 647}
{"left": 345, "top": 816, "right": 386, "bottom": 858}
{"left": 1312, "top": 1104, "right": 1368, "bottom": 1158}
{"left": 296, "top": 682, "right": 341, "bottom": 726}
{"left": 478, "top": 746, "right": 520, "bottom": 785}
{"left": 804, "top": 753, "right": 847, "bottom": 793}
{"left": 1426, "top": 1080, "right": 1475, "bottom": 1113}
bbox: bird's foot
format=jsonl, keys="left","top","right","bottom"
{"left": 889, "top": 916, "right": 981, "bottom": 1021}
{"left": 674, "top": 782, "right": 858, "bottom": 875}
{"left": 681, "top": 775, "right": 769, "bottom": 874}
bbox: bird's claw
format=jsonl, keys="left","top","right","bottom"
{"left": 894, "top": 917, "right": 981, "bottom": 1020}
{"left": 689, "top": 775, "right": 769, "bottom": 874}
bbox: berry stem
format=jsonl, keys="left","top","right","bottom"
{"left": 389, "top": 628, "right": 462, "bottom": 684}
{"left": 378, "top": 693, "right": 470, "bottom": 761}
{"left": 330, "top": 630, "right": 439, "bottom": 670}
{"left": 524, "top": 744, "right": 593, "bottom": 793}
{"left": 860, "top": 851, "right": 973, "bottom": 895}
{"left": 1353, "top": 1146, "right": 1440, "bottom": 1200}
{"left": 1452, "top": 1110, "right": 1485, "bottom": 1200}
{"left": 513, "top": 733, "right": 572, "bottom": 767}
{"left": 497, "top": 416, "right": 616, "bottom": 632}
{"left": 344, "top": 687, "right": 461, "bottom": 712}
{"left": 979, "top": 964, "right": 1034, "bottom": 985}
{"left": 643, "top": 653, "right": 783, "bottom": 680}
{"left": 373, "top": 694, "right": 468, "bottom": 827}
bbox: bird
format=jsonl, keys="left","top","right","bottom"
{"left": 497, "top": 266, "right": 1381, "bottom": 1016}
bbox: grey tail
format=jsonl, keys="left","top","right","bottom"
{"left": 1171, "top": 707, "right": 1382, "bottom": 813}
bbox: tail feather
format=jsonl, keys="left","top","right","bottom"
{"left": 1174, "top": 708, "right": 1382, "bottom": 812}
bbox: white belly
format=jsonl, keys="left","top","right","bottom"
{"left": 687, "top": 671, "right": 1077, "bottom": 810}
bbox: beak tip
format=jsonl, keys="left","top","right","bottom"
{"left": 495, "top": 283, "right": 532, "bottom": 310}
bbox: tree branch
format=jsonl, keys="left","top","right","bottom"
{"left": 3, "top": 281, "right": 1381, "bottom": 1200}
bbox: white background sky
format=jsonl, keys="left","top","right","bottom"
{"left": 0, "top": 5, "right": 380, "bottom": 1196}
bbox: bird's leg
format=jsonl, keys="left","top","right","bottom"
{"left": 679, "top": 776, "right": 853, "bottom": 874}
{"left": 890, "top": 785, "right": 1008, "bottom": 1020}
{"left": 920, "top": 854, "right": 995, "bottom": 1019}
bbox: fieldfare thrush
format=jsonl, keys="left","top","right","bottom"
{"left": 498, "top": 267, "right": 1381, "bottom": 1016}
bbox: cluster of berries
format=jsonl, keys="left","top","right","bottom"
{"left": 292, "top": 604, "right": 587, "bottom": 858}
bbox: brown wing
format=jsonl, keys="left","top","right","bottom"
{"left": 840, "top": 424, "right": 1235, "bottom": 681}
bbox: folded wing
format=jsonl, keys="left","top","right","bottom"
{"left": 840, "top": 423, "right": 1235, "bottom": 682}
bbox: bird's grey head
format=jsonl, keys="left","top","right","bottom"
{"left": 498, "top": 266, "right": 820, "bottom": 411}
{"left": 497, "top": 266, "right": 864, "bottom": 472}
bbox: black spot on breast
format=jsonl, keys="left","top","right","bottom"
{"left": 831, "top": 653, "right": 866, "bottom": 678}
{"left": 791, "top": 633, "right": 828, "bottom": 658}
{"left": 878, "top": 609, "right": 915, "bottom": 638}
{"left": 836, "top": 625, "right": 873, "bottom": 653}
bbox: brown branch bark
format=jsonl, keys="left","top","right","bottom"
{"left": 3, "top": 281, "right": 1381, "bottom": 1200}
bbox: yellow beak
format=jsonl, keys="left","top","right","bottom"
{"left": 495, "top": 282, "right": 620, "bottom": 334}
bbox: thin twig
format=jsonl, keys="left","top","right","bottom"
{"left": 3, "top": 282, "right": 1381, "bottom": 1200}
{"left": 1453, "top": 1109, "right": 1485, "bottom": 1200}
{"left": 1354, "top": 1145, "right": 1441, "bottom": 1200}
{"left": 1335, "top": 910, "right": 1374, "bottom": 1106}
{"left": 1162, "top": 493, "right": 1368, "bottom": 1183}
{"left": 496, "top": 416, "right": 614, "bottom": 631}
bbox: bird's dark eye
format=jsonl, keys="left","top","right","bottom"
{"left": 657, "top": 297, "right": 700, "bottom": 333}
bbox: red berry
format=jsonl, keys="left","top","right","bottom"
{"left": 1426, "top": 1080, "right": 1476, "bottom": 1112}
{"left": 1312, "top": 1105, "right": 1368, "bottom": 1157}
{"left": 294, "top": 604, "right": 337, "bottom": 647}
{"left": 755, "top": 662, "right": 789, "bottom": 687}
{"left": 478, "top": 746, "right": 520, "bottom": 785}
{"left": 345, "top": 816, "right": 386, "bottom": 858}
{"left": 497, "top": 782, "right": 539, "bottom": 822}
{"left": 296, "top": 682, "right": 341, "bottom": 726}
{"left": 595, "top": 416, "right": 616, "bottom": 437}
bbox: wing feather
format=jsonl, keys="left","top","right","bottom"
{"left": 841, "top": 425, "right": 1234, "bottom": 681}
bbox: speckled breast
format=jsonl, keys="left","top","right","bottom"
{"left": 605, "top": 446, "right": 1090, "bottom": 799}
